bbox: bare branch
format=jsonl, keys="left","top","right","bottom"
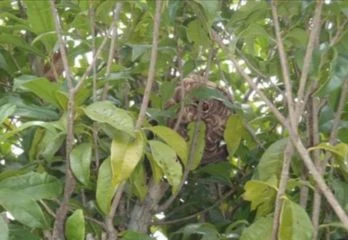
{"left": 135, "top": 0, "right": 162, "bottom": 129}
{"left": 271, "top": 142, "right": 294, "bottom": 240}
{"left": 102, "top": 2, "right": 123, "bottom": 100}
{"left": 271, "top": 0, "right": 296, "bottom": 126}
{"left": 50, "top": 1, "right": 76, "bottom": 239}
{"left": 295, "top": 0, "right": 323, "bottom": 118}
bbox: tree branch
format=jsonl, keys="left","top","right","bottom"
{"left": 50, "top": 1, "right": 76, "bottom": 239}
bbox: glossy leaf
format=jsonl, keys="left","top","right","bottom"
{"left": 254, "top": 138, "right": 289, "bottom": 181}
{"left": 0, "top": 214, "right": 8, "bottom": 240}
{"left": 187, "top": 121, "right": 206, "bottom": 170}
{"left": 279, "top": 199, "right": 313, "bottom": 240}
{"left": 240, "top": 215, "right": 273, "bottom": 240}
{"left": 110, "top": 131, "right": 145, "bottom": 185}
{"left": 65, "top": 209, "right": 85, "bottom": 240}
{"left": 149, "top": 140, "right": 183, "bottom": 193}
{"left": 84, "top": 101, "right": 135, "bottom": 136}
{"left": 243, "top": 177, "right": 277, "bottom": 217}
{"left": 70, "top": 143, "right": 92, "bottom": 185}
{"left": 96, "top": 158, "right": 117, "bottom": 215}
{"left": 0, "top": 172, "right": 62, "bottom": 200}
{"left": 224, "top": 114, "right": 243, "bottom": 156}
{"left": 0, "top": 189, "right": 47, "bottom": 228}
{"left": 146, "top": 126, "right": 188, "bottom": 165}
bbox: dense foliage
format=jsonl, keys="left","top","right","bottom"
{"left": 1, "top": 0, "right": 348, "bottom": 239}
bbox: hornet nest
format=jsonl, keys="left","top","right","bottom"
{"left": 166, "top": 74, "right": 232, "bottom": 165}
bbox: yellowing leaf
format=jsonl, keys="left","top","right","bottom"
{"left": 146, "top": 126, "right": 188, "bottom": 165}
{"left": 224, "top": 114, "right": 243, "bottom": 156}
{"left": 110, "top": 131, "right": 145, "bottom": 186}
{"left": 149, "top": 140, "right": 183, "bottom": 193}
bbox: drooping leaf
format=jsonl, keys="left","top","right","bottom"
{"left": 0, "top": 103, "right": 16, "bottom": 125}
{"left": 0, "top": 34, "right": 44, "bottom": 57}
{"left": 110, "top": 131, "right": 145, "bottom": 185}
{"left": 23, "top": 0, "right": 56, "bottom": 50}
{"left": 146, "top": 126, "right": 188, "bottom": 165}
{"left": 84, "top": 101, "right": 135, "bottom": 136}
{"left": 65, "top": 209, "right": 85, "bottom": 240}
{"left": 0, "top": 172, "right": 62, "bottom": 200}
{"left": 146, "top": 152, "right": 163, "bottom": 184}
{"left": 0, "top": 214, "right": 8, "bottom": 240}
{"left": 186, "top": 19, "right": 209, "bottom": 47}
{"left": 254, "top": 138, "right": 289, "bottom": 181}
{"left": 0, "top": 189, "right": 47, "bottom": 228}
{"left": 224, "top": 114, "right": 244, "bottom": 156}
{"left": 149, "top": 140, "right": 183, "bottom": 193}
{"left": 129, "top": 163, "right": 148, "bottom": 201}
{"left": 279, "top": 199, "right": 313, "bottom": 240}
{"left": 243, "top": 177, "right": 277, "bottom": 217}
{"left": 240, "top": 215, "right": 273, "bottom": 240}
{"left": 187, "top": 121, "right": 206, "bottom": 170}
{"left": 70, "top": 143, "right": 92, "bottom": 185}
{"left": 96, "top": 158, "right": 118, "bottom": 215}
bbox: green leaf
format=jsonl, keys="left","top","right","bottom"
{"left": 309, "top": 142, "right": 348, "bottom": 159}
{"left": 65, "top": 209, "right": 85, "bottom": 240}
{"left": 23, "top": 0, "right": 56, "bottom": 50}
{"left": 110, "top": 131, "right": 145, "bottom": 186}
{"left": 243, "top": 178, "right": 277, "bottom": 217}
{"left": 0, "top": 189, "right": 47, "bottom": 228}
{"left": 279, "top": 199, "right": 313, "bottom": 240}
{"left": 0, "top": 103, "right": 16, "bottom": 125}
{"left": 8, "top": 224, "right": 40, "bottom": 240}
{"left": 224, "top": 115, "right": 243, "bottom": 156}
{"left": 146, "top": 126, "right": 188, "bottom": 165}
{"left": 0, "top": 172, "right": 62, "bottom": 200}
{"left": 187, "top": 121, "right": 206, "bottom": 170}
{"left": 189, "top": 86, "right": 234, "bottom": 109}
{"left": 149, "top": 140, "right": 183, "bottom": 193}
{"left": 14, "top": 76, "right": 61, "bottom": 107}
{"left": 129, "top": 163, "right": 148, "bottom": 201}
{"left": 187, "top": 19, "right": 209, "bottom": 47}
{"left": 285, "top": 28, "right": 308, "bottom": 47}
{"left": 96, "top": 158, "right": 117, "bottom": 215}
{"left": 146, "top": 152, "right": 163, "bottom": 184}
{"left": 255, "top": 138, "right": 289, "bottom": 181}
{"left": 0, "top": 214, "right": 9, "bottom": 240}
{"left": 121, "top": 231, "right": 154, "bottom": 240}
{"left": 174, "top": 223, "right": 220, "bottom": 240}
{"left": 0, "top": 34, "right": 44, "bottom": 57}
{"left": 84, "top": 101, "right": 135, "bottom": 136}
{"left": 240, "top": 215, "right": 273, "bottom": 240}
{"left": 70, "top": 143, "right": 92, "bottom": 185}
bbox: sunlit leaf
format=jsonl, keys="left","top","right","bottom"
{"left": 84, "top": 101, "right": 135, "bottom": 136}
{"left": 149, "top": 140, "right": 182, "bottom": 193}
{"left": 70, "top": 143, "right": 92, "bottom": 185}
{"left": 279, "top": 199, "right": 313, "bottom": 240}
{"left": 146, "top": 126, "right": 188, "bottom": 165}
{"left": 65, "top": 209, "right": 85, "bottom": 240}
{"left": 243, "top": 177, "right": 277, "bottom": 217}
{"left": 224, "top": 115, "right": 243, "bottom": 156}
{"left": 110, "top": 131, "right": 145, "bottom": 185}
{"left": 240, "top": 215, "right": 273, "bottom": 240}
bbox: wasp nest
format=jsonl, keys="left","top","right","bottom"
{"left": 166, "top": 74, "right": 232, "bottom": 164}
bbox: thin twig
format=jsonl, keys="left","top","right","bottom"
{"left": 135, "top": 0, "right": 162, "bottom": 129}
{"left": 174, "top": 45, "right": 185, "bottom": 131}
{"left": 271, "top": 142, "right": 294, "bottom": 240}
{"left": 50, "top": 1, "right": 77, "bottom": 239}
{"left": 271, "top": 0, "right": 296, "bottom": 127}
{"left": 102, "top": 2, "right": 123, "bottom": 100}
{"left": 295, "top": 0, "right": 323, "bottom": 120}
{"left": 330, "top": 19, "right": 348, "bottom": 47}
